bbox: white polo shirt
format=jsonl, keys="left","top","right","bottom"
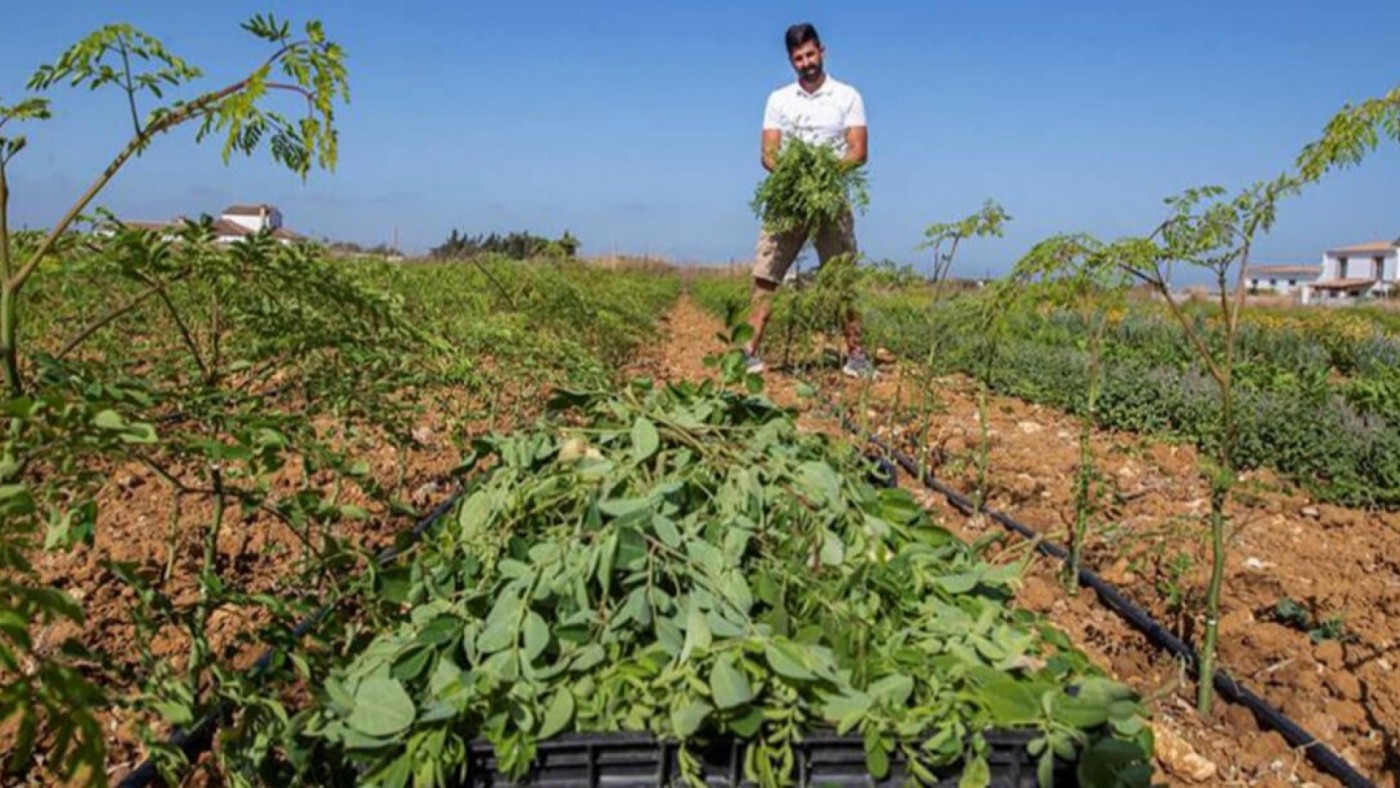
{"left": 762, "top": 76, "right": 866, "bottom": 156}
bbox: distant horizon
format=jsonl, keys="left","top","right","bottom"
{"left": 3, "top": 2, "right": 1399, "bottom": 283}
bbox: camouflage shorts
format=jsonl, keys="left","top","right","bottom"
{"left": 751, "top": 209, "right": 857, "bottom": 284}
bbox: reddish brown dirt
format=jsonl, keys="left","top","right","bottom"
{"left": 657, "top": 293, "right": 1399, "bottom": 787}
{"left": 16, "top": 378, "right": 556, "bottom": 785}
{"left": 23, "top": 293, "right": 1396, "bottom": 786}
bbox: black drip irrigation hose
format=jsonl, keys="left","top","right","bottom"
{"left": 828, "top": 405, "right": 1374, "bottom": 788}
{"left": 116, "top": 484, "right": 469, "bottom": 788}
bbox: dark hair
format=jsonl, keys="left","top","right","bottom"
{"left": 785, "top": 23, "right": 821, "bottom": 53}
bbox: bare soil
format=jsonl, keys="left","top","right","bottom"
{"left": 23, "top": 293, "right": 1399, "bottom": 787}
{"left": 21, "top": 380, "right": 551, "bottom": 785}
{"left": 656, "top": 293, "right": 1399, "bottom": 787}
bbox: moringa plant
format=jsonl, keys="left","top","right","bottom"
{"left": 0, "top": 14, "right": 347, "bottom": 397}
{"left": 918, "top": 200, "right": 1011, "bottom": 289}
{"left": 908, "top": 202, "right": 1010, "bottom": 484}
{"left": 1295, "top": 82, "right": 1400, "bottom": 183}
{"left": 0, "top": 16, "right": 349, "bottom": 784}
{"left": 1115, "top": 175, "right": 1298, "bottom": 715}
{"left": 1008, "top": 234, "right": 1134, "bottom": 593}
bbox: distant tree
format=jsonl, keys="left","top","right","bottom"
{"left": 429, "top": 228, "right": 580, "bottom": 260}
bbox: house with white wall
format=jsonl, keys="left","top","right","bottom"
{"left": 212, "top": 204, "right": 301, "bottom": 243}
{"left": 1301, "top": 239, "right": 1399, "bottom": 305}
{"left": 117, "top": 204, "right": 302, "bottom": 245}
{"left": 1244, "top": 264, "right": 1320, "bottom": 296}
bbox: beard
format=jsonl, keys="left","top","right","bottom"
{"left": 799, "top": 62, "right": 823, "bottom": 82}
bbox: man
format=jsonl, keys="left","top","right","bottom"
{"left": 744, "top": 22, "right": 872, "bottom": 379}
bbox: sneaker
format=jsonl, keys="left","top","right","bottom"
{"left": 743, "top": 350, "right": 766, "bottom": 374}
{"left": 842, "top": 351, "right": 875, "bottom": 380}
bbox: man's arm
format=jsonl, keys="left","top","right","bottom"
{"left": 762, "top": 128, "right": 782, "bottom": 172}
{"left": 842, "top": 88, "right": 868, "bottom": 170}
{"left": 843, "top": 125, "right": 868, "bottom": 169}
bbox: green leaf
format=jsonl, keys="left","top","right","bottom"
{"left": 959, "top": 755, "right": 990, "bottom": 788}
{"left": 709, "top": 655, "right": 753, "bottom": 710}
{"left": 728, "top": 705, "right": 764, "bottom": 737}
{"left": 686, "top": 539, "right": 725, "bottom": 576}
{"left": 120, "top": 421, "right": 158, "bottom": 444}
{"left": 479, "top": 592, "right": 523, "bottom": 653}
{"left": 429, "top": 658, "right": 463, "bottom": 696}
{"left": 796, "top": 461, "right": 842, "bottom": 505}
{"left": 819, "top": 529, "right": 845, "bottom": 566}
{"left": 632, "top": 417, "right": 660, "bottom": 462}
{"left": 653, "top": 516, "right": 682, "bottom": 549}
{"left": 599, "top": 497, "right": 649, "bottom": 518}
{"left": 706, "top": 609, "right": 746, "bottom": 638}
{"left": 681, "top": 600, "right": 712, "bottom": 661}
{"left": 1038, "top": 750, "right": 1056, "bottom": 788}
{"left": 93, "top": 409, "right": 125, "bottom": 430}
{"left": 1076, "top": 739, "right": 1153, "bottom": 788}
{"left": 1052, "top": 694, "right": 1111, "bottom": 729}
{"left": 538, "top": 690, "right": 575, "bottom": 739}
{"left": 458, "top": 489, "right": 494, "bottom": 533}
{"left": 390, "top": 647, "right": 433, "bottom": 682}
{"left": 936, "top": 571, "right": 981, "bottom": 594}
{"left": 416, "top": 616, "right": 462, "bottom": 646}
{"left": 980, "top": 679, "right": 1045, "bottom": 726}
{"left": 722, "top": 527, "right": 751, "bottom": 562}
{"left": 347, "top": 678, "right": 416, "bottom": 738}
{"left": 1110, "top": 714, "right": 1144, "bottom": 736}
{"left": 868, "top": 674, "right": 914, "bottom": 707}
{"left": 865, "top": 739, "right": 890, "bottom": 779}
{"left": 764, "top": 639, "right": 814, "bottom": 681}
{"left": 671, "top": 699, "right": 712, "bottom": 737}
{"left": 522, "top": 611, "right": 550, "bottom": 662}
{"left": 152, "top": 700, "right": 194, "bottom": 726}
{"left": 821, "top": 690, "right": 871, "bottom": 732}
{"left": 572, "top": 644, "right": 606, "bottom": 672}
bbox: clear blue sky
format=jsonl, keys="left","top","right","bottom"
{"left": 4, "top": 1, "right": 1399, "bottom": 278}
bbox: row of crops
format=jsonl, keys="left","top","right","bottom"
{"left": 863, "top": 290, "right": 1400, "bottom": 508}
{"left": 692, "top": 272, "right": 1400, "bottom": 509}
{"left": 2, "top": 223, "right": 680, "bottom": 785}
{"left": 3, "top": 230, "right": 1158, "bottom": 787}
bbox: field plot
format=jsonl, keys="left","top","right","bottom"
{"left": 694, "top": 268, "right": 1400, "bottom": 784}
{"left": 6, "top": 14, "right": 1400, "bottom": 787}
{"left": 8, "top": 242, "right": 1400, "bottom": 787}
{"left": 4, "top": 236, "right": 678, "bottom": 783}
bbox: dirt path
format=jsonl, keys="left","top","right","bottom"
{"left": 653, "top": 292, "right": 1391, "bottom": 787}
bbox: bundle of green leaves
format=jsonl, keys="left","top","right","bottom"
{"left": 751, "top": 136, "right": 870, "bottom": 238}
{"left": 286, "top": 380, "right": 1152, "bottom": 787}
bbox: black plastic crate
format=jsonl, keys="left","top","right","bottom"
{"left": 459, "top": 729, "right": 1074, "bottom": 787}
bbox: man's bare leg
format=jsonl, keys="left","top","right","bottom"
{"left": 744, "top": 277, "right": 779, "bottom": 357}
{"left": 842, "top": 306, "right": 865, "bottom": 357}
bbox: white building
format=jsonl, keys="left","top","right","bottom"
{"left": 1301, "top": 239, "right": 1399, "bottom": 305}
{"left": 120, "top": 204, "right": 303, "bottom": 245}
{"left": 1244, "top": 264, "right": 1320, "bottom": 296}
